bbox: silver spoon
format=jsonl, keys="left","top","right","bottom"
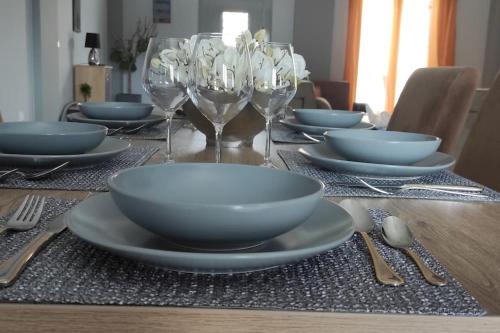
{"left": 382, "top": 216, "right": 447, "bottom": 286}
{"left": 339, "top": 200, "right": 404, "bottom": 286}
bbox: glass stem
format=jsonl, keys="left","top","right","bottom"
{"left": 165, "top": 112, "right": 173, "bottom": 163}
{"left": 214, "top": 124, "right": 223, "bottom": 163}
{"left": 264, "top": 117, "right": 272, "bottom": 165}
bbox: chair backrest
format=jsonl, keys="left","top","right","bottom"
{"left": 387, "top": 67, "right": 479, "bottom": 153}
{"left": 0, "top": 111, "right": 3, "bottom": 123}
{"left": 289, "top": 81, "right": 318, "bottom": 109}
{"left": 455, "top": 71, "right": 500, "bottom": 191}
{"left": 314, "top": 80, "right": 350, "bottom": 110}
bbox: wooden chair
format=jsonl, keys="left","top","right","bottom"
{"left": 0, "top": 111, "right": 3, "bottom": 123}
{"left": 455, "top": 71, "right": 500, "bottom": 191}
{"left": 387, "top": 67, "right": 479, "bottom": 153}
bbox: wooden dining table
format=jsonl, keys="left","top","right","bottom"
{"left": 1, "top": 126, "right": 500, "bottom": 332}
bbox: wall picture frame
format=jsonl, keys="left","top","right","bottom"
{"left": 153, "top": 0, "right": 171, "bottom": 24}
{"left": 73, "top": 0, "right": 81, "bottom": 32}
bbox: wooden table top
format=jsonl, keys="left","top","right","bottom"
{"left": 1, "top": 126, "right": 500, "bottom": 332}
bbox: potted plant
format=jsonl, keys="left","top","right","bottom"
{"left": 110, "top": 18, "right": 156, "bottom": 102}
{"left": 80, "top": 83, "right": 92, "bottom": 102}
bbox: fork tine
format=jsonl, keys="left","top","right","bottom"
{"left": 356, "top": 177, "right": 392, "bottom": 195}
{"left": 12, "top": 195, "right": 31, "bottom": 220}
{"left": 24, "top": 196, "right": 41, "bottom": 223}
{"left": 19, "top": 195, "right": 37, "bottom": 222}
{"left": 27, "top": 196, "right": 45, "bottom": 224}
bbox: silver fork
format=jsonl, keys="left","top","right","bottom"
{"left": 0, "top": 169, "right": 18, "bottom": 181}
{"left": 108, "top": 120, "right": 164, "bottom": 136}
{"left": 301, "top": 132, "right": 323, "bottom": 142}
{"left": 14, "top": 162, "right": 69, "bottom": 181}
{"left": 0, "top": 195, "right": 46, "bottom": 235}
{"left": 355, "top": 177, "right": 489, "bottom": 198}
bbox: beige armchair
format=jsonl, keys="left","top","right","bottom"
{"left": 455, "top": 70, "right": 500, "bottom": 191}
{"left": 387, "top": 67, "right": 479, "bottom": 153}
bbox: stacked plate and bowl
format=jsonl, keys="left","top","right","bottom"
{"left": 280, "top": 108, "right": 375, "bottom": 134}
{"left": 67, "top": 163, "right": 356, "bottom": 273}
{"left": 68, "top": 102, "right": 163, "bottom": 129}
{"left": 0, "top": 121, "right": 129, "bottom": 167}
{"left": 294, "top": 109, "right": 455, "bottom": 178}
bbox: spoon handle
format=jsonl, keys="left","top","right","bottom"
{"left": 406, "top": 248, "right": 448, "bottom": 286}
{"left": 360, "top": 232, "right": 405, "bottom": 286}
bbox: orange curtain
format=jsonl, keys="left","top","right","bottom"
{"left": 385, "top": 0, "right": 403, "bottom": 112}
{"left": 343, "top": 0, "right": 363, "bottom": 110}
{"left": 428, "top": 0, "right": 457, "bottom": 66}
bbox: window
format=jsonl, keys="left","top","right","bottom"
{"left": 355, "top": 0, "right": 432, "bottom": 111}
{"left": 222, "top": 11, "right": 249, "bottom": 45}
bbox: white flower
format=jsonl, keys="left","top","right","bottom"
{"left": 150, "top": 57, "right": 162, "bottom": 69}
{"left": 293, "top": 54, "right": 310, "bottom": 80}
{"left": 251, "top": 50, "right": 274, "bottom": 92}
{"left": 254, "top": 29, "right": 268, "bottom": 43}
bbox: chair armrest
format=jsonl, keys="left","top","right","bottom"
{"left": 315, "top": 97, "right": 332, "bottom": 109}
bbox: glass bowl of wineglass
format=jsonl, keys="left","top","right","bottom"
{"left": 142, "top": 37, "right": 191, "bottom": 163}
{"left": 250, "top": 42, "right": 297, "bottom": 167}
{"left": 187, "top": 32, "right": 253, "bottom": 163}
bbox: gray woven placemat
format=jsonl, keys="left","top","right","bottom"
{"left": 115, "top": 119, "right": 184, "bottom": 140}
{"left": 0, "top": 198, "right": 484, "bottom": 316}
{"left": 271, "top": 123, "right": 317, "bottom": 144}
{"left": 0, "top": 147, "right": 158, "bottom": 192}
{"left": 278, "top": 150, "right": 500, "bottom": 202}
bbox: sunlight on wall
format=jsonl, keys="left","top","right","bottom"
{"left": 222, "top": 11, "right": 249, "bottom": 45}
{"left": 356, "top": 0, "right": 393, "bottom": 111}
{"left": 395, "top": 0, "right": 432, "bottom": 100}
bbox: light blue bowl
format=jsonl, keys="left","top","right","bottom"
{"left": 80, "top": 102, "right": 153, "bottom": 120}
{"left": 0, "top": 122, "right": 107, "bottom": 155}
{"left": 108, "top": 163, "right": 324, "bottom": 249}
{"left": 324, "top": 129, "right": 441, "bottom": 165}
{"left": 294, "top": 109, "right": 363, "bottom": 128}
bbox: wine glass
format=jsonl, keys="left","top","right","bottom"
{"left": 250, "top": 42, "right": 297, "bottom": 167}
{"left": 187, "top": 33, "right": 253, "bottom": 163}
{"left": 142, "top": 37, "right": 190, "bottom": 163}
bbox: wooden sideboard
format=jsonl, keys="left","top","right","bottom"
{"left": 74, "top": 64, "right": 112, "bottom": 102}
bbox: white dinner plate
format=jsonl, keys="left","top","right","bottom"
{"left": 67, "top": 112, "right": 165, "bottom": 128}
{"left": 67, "top": 193, "right": 355, "bottom": 274}
{"left": 280, "top": 118, "right": 375, "bottom": 135}
{"left": 0, "top": 137, "right": 130, "bottom": 167}
{"left": 298, "top": 144, "right": 455, "bottom": 177}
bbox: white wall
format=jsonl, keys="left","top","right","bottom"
{"left": 293, "top": 0, "right": 335, "bottom": 80}
{"left": 73, "top": 0, "right": 108, "bottom": 65}
{"left": 330, "top": 0, "right": 348, "bottom": 81}
{"left": 271, "top": 0, "right": 295, "bottom": 43}
{"left": 0, "top": 0, "right": 34, "bottom": 121}
{"left": 455, "top": 0, "right": 491, "bottom": 86}
{"left": 36, "top": 0, "right": 108, "bottom": 120}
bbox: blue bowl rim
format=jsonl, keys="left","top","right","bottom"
{"left": 80, "top": 102, "right": 154, "bottom": 109}
{"left": 0, "top": 121, "right": 108, "bottom": 137}
{"left": 108, "top": 163, "right": 325, "bottom": 208}
{"left": 293, "top": 109, "right": 364, "bottom": 116}
{"left": 324, "top": 129, "right": 441, "bottom": 144}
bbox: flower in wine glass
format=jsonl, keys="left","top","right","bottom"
{"left": 187, "top": 33, "right": 253, "bottom": 163}
{"left": 142, "top": 38, "right": 191, "bottom": 163}
{"left": 250, "top": 41, "right": 298, "bottom": 167}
